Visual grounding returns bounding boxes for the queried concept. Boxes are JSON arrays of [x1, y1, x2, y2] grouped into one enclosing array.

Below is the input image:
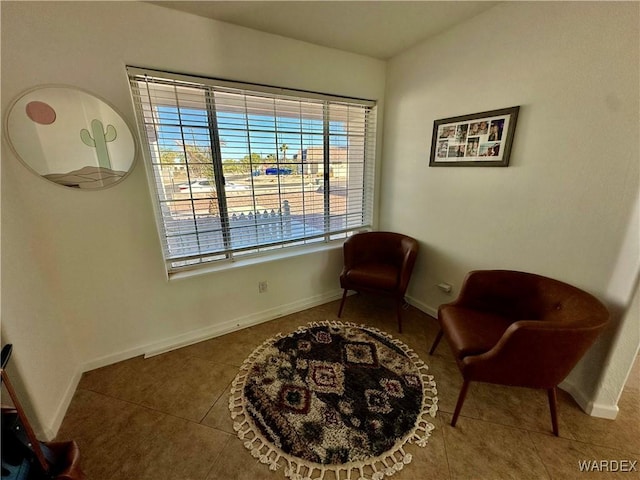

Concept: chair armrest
[[397, 238, 418, 294], [460, 319, 607, 388], [342, 236, 359, 270]]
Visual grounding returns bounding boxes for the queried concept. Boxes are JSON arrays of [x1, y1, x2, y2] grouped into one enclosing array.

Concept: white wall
[[382, 2, 639, 415], [0, 1, 386, 438]]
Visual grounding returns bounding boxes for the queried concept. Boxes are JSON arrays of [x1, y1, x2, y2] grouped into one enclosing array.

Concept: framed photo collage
[[429, 106, 520, 167]]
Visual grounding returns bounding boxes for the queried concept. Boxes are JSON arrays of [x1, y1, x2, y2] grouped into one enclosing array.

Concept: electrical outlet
[[258, 281, 268, 293], [437, 282, 452, 294]]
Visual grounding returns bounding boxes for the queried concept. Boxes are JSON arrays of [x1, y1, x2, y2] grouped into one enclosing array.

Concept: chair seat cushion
[[440, 306, 514, 359], [342, 263, 399, 291]]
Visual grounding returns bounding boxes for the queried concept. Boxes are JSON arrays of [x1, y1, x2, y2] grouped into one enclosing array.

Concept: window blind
[[127, 67, 376, 273]]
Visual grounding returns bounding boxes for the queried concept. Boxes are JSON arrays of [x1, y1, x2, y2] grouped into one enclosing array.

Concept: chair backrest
[[344, 231, 418, 267], [457, 270, 609, 328], [457, 270, 610, 387]]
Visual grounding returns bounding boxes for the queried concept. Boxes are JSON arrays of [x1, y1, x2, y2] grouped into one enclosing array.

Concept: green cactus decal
[[80, 119, 117, 169]]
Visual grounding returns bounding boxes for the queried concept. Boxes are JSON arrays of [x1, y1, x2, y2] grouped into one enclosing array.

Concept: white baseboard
[[559, 379, 619, 419], [142, 289, 344, 358], [81, 343, 156, 373], [587, 402, 620, 420], [41, 368, 83, 441], [81, 289, 344, 371], [405, 294, 438, 318]]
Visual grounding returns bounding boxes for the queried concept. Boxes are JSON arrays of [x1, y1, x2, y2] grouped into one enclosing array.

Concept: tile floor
[[56, 295, 640, 479]]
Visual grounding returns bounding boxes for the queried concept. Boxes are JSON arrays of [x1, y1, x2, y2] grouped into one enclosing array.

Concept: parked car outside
[[178, 179, 250, 193], [225, 182, 250, 191], [265, 167, 292, 175], [178, 179, 214, 193]]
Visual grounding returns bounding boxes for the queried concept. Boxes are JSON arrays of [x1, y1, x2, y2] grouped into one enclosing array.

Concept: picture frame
[[429, 106, 520, 167]]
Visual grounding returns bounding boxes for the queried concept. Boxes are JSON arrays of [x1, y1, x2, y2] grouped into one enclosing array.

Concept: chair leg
[[337, 289, 348, 317], [548, 387, 559, 436], [396, 298, 403, 333], [429, 330, 443, 355], [451, 379, 470, 427]]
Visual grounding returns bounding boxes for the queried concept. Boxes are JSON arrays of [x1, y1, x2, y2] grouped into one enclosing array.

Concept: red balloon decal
[[26, 101, 56, 125]]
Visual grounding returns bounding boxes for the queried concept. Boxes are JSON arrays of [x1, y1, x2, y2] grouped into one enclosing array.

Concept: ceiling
[[149, 1, 498, 60]]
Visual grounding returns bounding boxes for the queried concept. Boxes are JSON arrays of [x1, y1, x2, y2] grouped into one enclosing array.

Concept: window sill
[[167, 240, 345, 281]]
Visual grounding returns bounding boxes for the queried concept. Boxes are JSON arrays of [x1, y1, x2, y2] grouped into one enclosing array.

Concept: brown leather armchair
[[337, 231, 419, 333], [429, 270, 609, 436]]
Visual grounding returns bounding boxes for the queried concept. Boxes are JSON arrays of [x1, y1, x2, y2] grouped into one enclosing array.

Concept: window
[[128, 68, 376, 274]]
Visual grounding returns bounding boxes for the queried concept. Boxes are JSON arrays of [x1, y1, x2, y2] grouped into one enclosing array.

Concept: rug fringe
[[228, 320, 438, 480]]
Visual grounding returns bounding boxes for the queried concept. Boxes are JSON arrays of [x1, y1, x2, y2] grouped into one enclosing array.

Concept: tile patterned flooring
[[56, 296, 640, 479]]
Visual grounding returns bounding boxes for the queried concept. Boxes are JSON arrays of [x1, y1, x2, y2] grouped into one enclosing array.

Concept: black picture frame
[[429, 106, 520, 167]]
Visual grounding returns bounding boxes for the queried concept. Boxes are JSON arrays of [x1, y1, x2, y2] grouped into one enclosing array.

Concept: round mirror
[[5, 86, 136, 189]]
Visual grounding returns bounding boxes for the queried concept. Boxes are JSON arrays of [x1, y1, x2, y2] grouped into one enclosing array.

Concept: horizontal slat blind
[[128, 68, 376, 273]]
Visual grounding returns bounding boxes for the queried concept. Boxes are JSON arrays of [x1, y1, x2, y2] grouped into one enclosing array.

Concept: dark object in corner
[[1, 344, 86, 480]]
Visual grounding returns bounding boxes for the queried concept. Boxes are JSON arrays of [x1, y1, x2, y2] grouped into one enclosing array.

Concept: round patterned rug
[[229, 321, 438, 480]]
